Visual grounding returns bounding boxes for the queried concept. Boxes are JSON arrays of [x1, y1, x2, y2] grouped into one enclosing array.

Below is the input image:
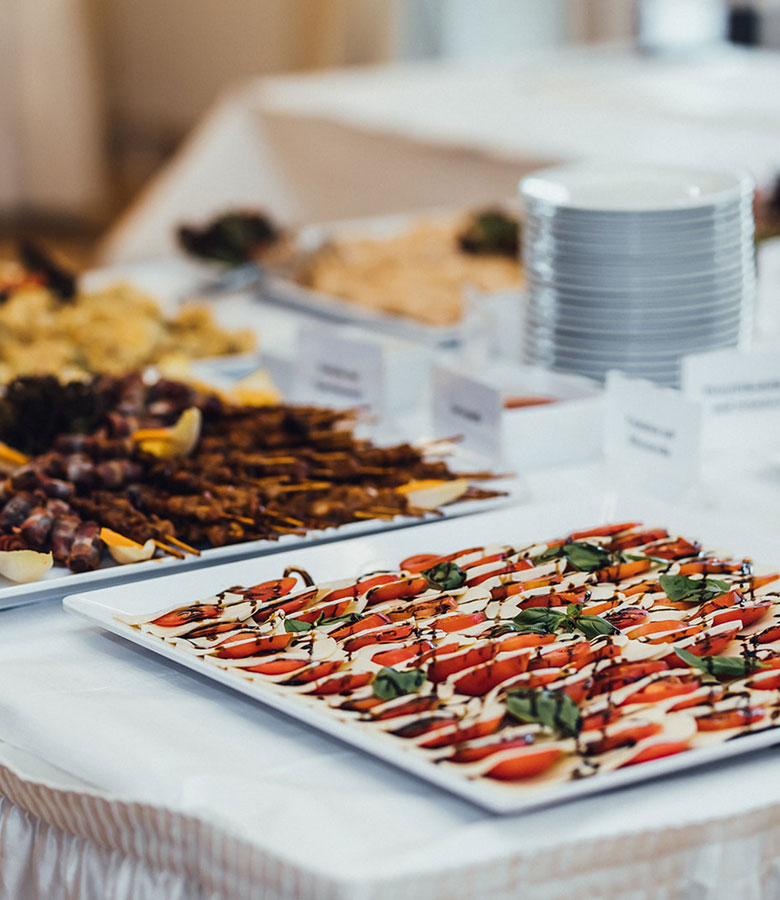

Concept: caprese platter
[[64, 501, 780, 813]]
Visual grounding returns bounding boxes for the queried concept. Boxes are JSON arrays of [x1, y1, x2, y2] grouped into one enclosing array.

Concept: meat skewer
[[67, 522, 105, 572]]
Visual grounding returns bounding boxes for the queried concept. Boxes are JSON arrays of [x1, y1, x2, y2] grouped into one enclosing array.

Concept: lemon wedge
[[0, 549, 53, 583], [396, 478, 469, 510], [100, 527, 156, 564], [0, 441, 29, 472], [231, 369, 281, 406], [132, 407, 202, 458]]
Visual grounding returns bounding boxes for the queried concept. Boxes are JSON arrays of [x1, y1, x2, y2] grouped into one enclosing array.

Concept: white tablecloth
[[3, 464, 780, 899], [100, 45, 780, 264]]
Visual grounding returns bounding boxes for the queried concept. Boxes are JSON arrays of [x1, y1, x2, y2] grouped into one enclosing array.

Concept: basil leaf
[[574, 614, 620, 639], [285, 611, 362, 633], [619, 551, 669, 566], [421, 561, 466, 591], [532, 545, 563, 565], [512, 607, 566, 634], [372, 666, 427, 700], [675, 647, 768, 678], [659, 575, 731, 603], [284, 617, 314, 633], [506, 687, 581, 737], [562, 542, 611, 572]]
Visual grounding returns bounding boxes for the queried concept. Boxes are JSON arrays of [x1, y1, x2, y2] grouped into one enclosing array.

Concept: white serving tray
[[260, 210, 522, 349], [0, 487, 516, 613], [64, 494, 780, 815]]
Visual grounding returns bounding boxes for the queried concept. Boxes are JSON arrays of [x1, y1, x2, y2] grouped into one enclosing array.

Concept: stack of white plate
[[520, 163, 755, 386]]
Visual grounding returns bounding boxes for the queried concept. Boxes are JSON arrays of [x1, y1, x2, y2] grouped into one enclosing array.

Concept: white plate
[[63, 496, 780, 815], [0, 489, 516, 612], [520, 163, 752, 212]]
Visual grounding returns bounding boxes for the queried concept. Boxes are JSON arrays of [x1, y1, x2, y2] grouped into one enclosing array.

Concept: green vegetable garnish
[[421, 561, 467, 591], [506, 687, 582, 737], [659, 575, 731, 604], [372, 667, 427, 700]]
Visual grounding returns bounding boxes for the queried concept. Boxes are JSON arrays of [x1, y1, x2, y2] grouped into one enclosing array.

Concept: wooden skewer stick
[[220, 514, 256, 526], [273, 482, 332, 493], [153, 539, 186, 559], [264, 511, 305, 527], [353, 510, 396, 521], [163, 534, 201, 557]]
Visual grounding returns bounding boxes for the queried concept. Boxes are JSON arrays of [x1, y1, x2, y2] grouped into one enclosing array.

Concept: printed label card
[[297, 325, 385, 416], [432, 366, 503, 463], [606, 371, 703, 497], [682, 349, 780, 452]]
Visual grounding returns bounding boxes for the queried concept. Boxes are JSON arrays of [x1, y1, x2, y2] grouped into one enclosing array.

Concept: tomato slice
[[385, 596, 457, 622], [282, 660, 342, 684], [516, 590, 580, 610], [589, 660, 669, 696], [328, 612, 390, 641], [371, 641, 434, 668], [484, 747, 563, 780], [319, 574, 399, 605], [606, 528, 668, 552], [343, 623, 415, 652], [643, 538, 701, 560], [212, 632, 294, 659], [419, 716, 503, 749], [399, 553, 443, 573], [253, 588, 318, 623], [695, 707, 765, 731], [307, 673, 374, 696], [152, 604, 222, 627], [621, 741, 689, 766], [365, 577, 430, 605], [678, 560, 744, 575], [371, 696, 440, 721], [568, 522, 642, 541], [293, 599, 353, 624], [243, 577, 299, 604], [436, 611, 487, 633], [428, 644, 497, 682], [672, 624, 740, 659], [244, 657, 309, 676], [605, 608, 650, 630], [531, 640, 618, 672], [586, 721, 662, 755], [621, 675, 699, 705], [453, 655, 531, 696], [465, 559, 534, 587], [627, 620, 701, 643], [591, 559, 651, 584]]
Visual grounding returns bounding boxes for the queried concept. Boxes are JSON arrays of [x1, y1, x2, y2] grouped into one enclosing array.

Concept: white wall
[[439, 0, 569, 58]]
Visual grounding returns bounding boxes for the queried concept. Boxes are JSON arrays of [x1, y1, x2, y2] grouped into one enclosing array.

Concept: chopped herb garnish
[[372, 667, 427, 700], [509, 603, 618, 639], [675, 647, 768, 678], [421, 561, 466, 591], [506, 687, 582, 737], [284, 611, 362, 633], [659, 574, 731, 604], [562, 542, 612, 572]]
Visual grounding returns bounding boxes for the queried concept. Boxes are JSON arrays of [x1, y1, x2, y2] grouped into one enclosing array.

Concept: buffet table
[[101, 45, 780, 264], [3, 461, 780, 900]]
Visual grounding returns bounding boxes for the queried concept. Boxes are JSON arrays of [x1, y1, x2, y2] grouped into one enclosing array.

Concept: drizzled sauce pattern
[[120, 522, 780, 790]]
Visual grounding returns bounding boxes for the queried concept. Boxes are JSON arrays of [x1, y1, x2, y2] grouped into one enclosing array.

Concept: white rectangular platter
[[64, 493, 780, 814], [0, 489, 515, 612], [259, 210, 521, 348]]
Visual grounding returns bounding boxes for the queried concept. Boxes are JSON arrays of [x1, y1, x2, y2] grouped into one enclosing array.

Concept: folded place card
[[606, 371, 702, 497]]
